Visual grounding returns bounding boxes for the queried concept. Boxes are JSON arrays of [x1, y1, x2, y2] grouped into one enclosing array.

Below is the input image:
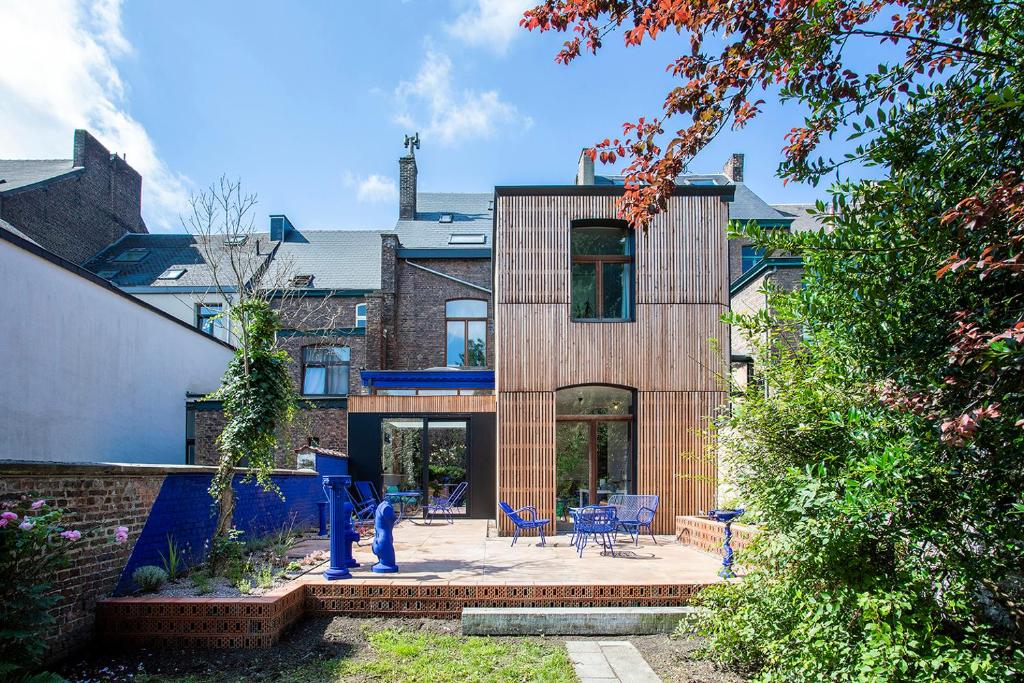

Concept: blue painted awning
[[360, 369, 495, 389]]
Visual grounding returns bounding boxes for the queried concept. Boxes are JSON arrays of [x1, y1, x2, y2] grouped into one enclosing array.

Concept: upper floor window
[[302, 346, 350, 396], [196, 303, 223, 336], [571, 224, 633, 321], [741, 245, 765, 274], [446, 299, 487, 367], [355, 303, 367, 328]]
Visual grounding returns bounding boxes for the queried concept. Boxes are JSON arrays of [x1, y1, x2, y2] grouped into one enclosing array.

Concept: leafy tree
[[525, 0, 1024, 678]]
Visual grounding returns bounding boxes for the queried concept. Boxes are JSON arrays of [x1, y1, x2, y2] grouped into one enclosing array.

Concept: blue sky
[[0, 1, 862, 232]]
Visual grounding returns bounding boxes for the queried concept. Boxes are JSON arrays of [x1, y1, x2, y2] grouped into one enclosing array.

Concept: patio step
[[461, 606, 699, 636]]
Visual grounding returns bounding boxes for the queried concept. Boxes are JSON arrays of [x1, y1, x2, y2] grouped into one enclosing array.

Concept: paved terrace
[[297, 519, 724, 585]]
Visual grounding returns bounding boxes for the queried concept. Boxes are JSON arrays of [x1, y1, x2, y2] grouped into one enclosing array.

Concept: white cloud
[[344, 172, 398, 203], [0, 0, 189, 231], [394, 50, 531, 146], [446, 0, 533, 54]]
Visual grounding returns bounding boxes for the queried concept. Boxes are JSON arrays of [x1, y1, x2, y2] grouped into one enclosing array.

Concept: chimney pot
[[723, 153, 744, 182]]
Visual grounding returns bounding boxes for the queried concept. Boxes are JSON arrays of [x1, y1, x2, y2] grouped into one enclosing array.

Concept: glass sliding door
[[380, 417, 470, 517]]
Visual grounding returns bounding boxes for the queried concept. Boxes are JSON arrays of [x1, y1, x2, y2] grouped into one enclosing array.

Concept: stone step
[[461, 606, 699, 636]]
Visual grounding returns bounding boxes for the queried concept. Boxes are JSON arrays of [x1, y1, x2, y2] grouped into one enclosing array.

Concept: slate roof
[[594, 172, 790, 223], [263, 229, 385, 290], [771, 204, 826, 232], [85, 233, 274, 288], [0, 159, 80, 193], [393, 192, 493, 249], [0, 217, 41, 246]]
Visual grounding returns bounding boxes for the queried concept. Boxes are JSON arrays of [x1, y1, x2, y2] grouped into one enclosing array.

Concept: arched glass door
[[555, 386, 634, 517]]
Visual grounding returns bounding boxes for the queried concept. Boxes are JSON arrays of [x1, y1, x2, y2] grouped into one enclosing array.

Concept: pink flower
[[0, 518, 7, 528], [114, 526, 129, 544], [1, 511, 18, 522], [30, 500, 45, 510], [60, 530, 81, 541], [19, 521, 34, 531]]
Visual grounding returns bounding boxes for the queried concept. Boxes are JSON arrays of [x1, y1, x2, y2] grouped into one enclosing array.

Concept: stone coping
[[0, 460, 318, 477]]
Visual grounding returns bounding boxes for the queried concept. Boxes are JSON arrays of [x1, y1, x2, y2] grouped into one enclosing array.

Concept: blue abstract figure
[[371, 500, 398, 573]]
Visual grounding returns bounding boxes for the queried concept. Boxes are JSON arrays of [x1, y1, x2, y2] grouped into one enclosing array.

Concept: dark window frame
[[445, 298, 488, 368], [301, 344, 351, 396], [195, 302, 222, 336], [570, 221, 634, 322]]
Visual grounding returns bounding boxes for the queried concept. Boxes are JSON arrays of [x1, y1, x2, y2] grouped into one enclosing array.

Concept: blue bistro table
[[383, 490, 422, 524]]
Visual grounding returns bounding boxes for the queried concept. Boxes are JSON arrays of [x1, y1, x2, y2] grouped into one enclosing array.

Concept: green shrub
[[255, 563, 275, 590], [132, 565, 168, 593], [236, 578, 252, 595], [191, 572, 212, 595], [157, 534, 184, 581]]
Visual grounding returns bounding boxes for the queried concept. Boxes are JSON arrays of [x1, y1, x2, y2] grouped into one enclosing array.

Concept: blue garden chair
[[574, 505, 618, 557], [425, 481, 468, 525], [498, 501, 550, 547], [607, 494, 660, 546]]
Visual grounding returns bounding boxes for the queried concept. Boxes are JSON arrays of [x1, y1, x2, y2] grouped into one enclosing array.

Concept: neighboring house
[[0, 130, 147, 265], [0, 225, 232, 464], [84, 232, 277, 344]]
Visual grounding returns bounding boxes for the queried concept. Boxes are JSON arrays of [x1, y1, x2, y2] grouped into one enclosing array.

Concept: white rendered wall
[[132, 291, 236, 344], [0, 239, 233, 464]]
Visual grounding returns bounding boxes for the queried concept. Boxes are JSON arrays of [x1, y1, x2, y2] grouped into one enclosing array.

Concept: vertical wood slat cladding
[[495, 194, 729, 305], [496, 392, 555, 535], [348, 395, 496, 414], [496, 303, 728, 392], [636, 392, 723, 532], [495, 191, 730, 535]]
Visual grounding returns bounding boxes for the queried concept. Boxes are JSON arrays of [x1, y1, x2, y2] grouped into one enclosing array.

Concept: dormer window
[[112, 248, 149, 263], [448, 233, 486, 245], [439, 213, 454, 223], [157, 268, 187, 280], [224, 235, 248, 246], [291, 274, 314, 287]]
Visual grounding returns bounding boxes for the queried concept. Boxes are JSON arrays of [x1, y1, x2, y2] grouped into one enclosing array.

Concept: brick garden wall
[[675, 515, 759, 556], [0, 461, 319, 662]]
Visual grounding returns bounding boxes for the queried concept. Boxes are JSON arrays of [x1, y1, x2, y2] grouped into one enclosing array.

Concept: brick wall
[[675, 515, 758, 556], [393, 257, 493, 370], [0, 461, 319, 661], [0, 130, 146, 265]]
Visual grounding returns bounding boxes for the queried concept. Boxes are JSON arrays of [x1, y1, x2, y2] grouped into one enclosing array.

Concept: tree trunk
[[208, 461, 237, 573]]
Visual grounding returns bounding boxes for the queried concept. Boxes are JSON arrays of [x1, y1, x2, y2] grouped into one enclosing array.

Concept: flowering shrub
[[0, 496, 128, 674]]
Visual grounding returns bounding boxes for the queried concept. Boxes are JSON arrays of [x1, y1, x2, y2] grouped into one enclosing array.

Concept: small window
[[196, 303, 223, 336], [683, 177, 719, 186], [112, 248, 149, 263], [157, 268, 187, 280], [446, 299, 487, 367], [439, 214, 454, 224], [571, 224, 633, 321], [449, 233, 487, 245], [96, 270, 119, 279], [355, 303, 367, 328], [741, 245, 765, 273], [302, 346, 350, 396], [291, 274, 314, 287], [224, 235, 248, 246]]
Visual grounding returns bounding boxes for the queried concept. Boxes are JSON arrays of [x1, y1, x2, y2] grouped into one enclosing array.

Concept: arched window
[[571, 223, 633, 321], [446, 299, 487, 367], [302, 345, 350, 396], [555, 385, 634, 508], [355, 302, 367, 328]]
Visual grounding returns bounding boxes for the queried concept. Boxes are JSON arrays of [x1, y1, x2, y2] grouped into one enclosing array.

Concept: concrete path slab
[[566, 640, 661, 682]]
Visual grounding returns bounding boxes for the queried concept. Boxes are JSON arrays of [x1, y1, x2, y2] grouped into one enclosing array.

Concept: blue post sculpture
[[708, 508, 744, 579], [322, 474, 359, 580], [371, 500, 398, 573]]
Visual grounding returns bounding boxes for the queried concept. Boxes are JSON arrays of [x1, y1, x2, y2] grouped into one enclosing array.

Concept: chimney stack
[[576, 148, 595, 185], [399, 133, 420, 220], [723, 153, 744, 182]]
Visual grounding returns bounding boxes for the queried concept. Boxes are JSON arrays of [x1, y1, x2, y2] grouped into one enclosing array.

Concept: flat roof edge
[[494, 184, 735, 200]]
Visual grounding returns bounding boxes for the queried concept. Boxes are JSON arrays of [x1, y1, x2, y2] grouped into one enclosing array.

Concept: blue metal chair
[[346, 484, 377, 544], [607, 494, 660, 546], [498, 501, 550, 547], [574, 505, 618, 557], [425, 481, 468, 525]]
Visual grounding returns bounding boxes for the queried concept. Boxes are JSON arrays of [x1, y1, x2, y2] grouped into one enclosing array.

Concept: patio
[[298, 519, 724, 585]]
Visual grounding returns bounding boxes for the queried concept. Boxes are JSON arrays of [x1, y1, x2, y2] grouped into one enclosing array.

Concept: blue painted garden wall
[[115, 471, 319, 594]]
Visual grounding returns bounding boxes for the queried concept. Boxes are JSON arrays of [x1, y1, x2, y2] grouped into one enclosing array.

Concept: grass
[[135, 628, 575, 683]]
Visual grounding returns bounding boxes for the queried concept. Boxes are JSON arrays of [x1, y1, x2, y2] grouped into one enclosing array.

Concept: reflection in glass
[[381, 419, 423, 491], [571, 262, 598, 319]]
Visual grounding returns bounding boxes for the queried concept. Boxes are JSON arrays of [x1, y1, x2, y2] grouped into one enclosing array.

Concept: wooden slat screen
[[496, 391, 555, 535], [348, 394, 496, 414]]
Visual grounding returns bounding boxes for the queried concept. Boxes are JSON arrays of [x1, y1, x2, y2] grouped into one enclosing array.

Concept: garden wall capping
[[0, 459, 318, 477]]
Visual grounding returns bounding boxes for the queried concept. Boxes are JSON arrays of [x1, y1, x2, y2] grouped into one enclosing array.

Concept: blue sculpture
[[371, 500, 398, 573], [323, 475, 360, 580], [708, 508, 745, 578]]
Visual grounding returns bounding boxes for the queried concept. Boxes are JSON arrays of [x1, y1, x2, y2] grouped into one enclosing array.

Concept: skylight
[[291, 274, 314, 287], [96, 270, 119, 279], [157, 268, 187, 280], [449, 233, 487, 245], [684, 178, 719, 186], [439, 214, 454, 224], [224, 235, 248, 246], [112, 248, 149, 263]]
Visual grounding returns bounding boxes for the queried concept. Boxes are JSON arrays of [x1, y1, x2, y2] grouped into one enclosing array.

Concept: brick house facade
[[0, 129, 147, 265]]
